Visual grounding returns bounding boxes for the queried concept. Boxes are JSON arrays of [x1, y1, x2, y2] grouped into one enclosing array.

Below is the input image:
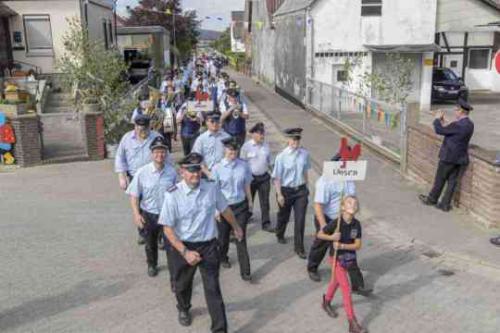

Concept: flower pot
[[106, 143, 118, 159], [83, 102, 100, 113], [0, 103, 27, 118]]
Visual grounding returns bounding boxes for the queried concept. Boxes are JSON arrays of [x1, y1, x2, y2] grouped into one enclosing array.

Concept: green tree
[[57, 17, 131, 143], [211, 28, 231, 54]]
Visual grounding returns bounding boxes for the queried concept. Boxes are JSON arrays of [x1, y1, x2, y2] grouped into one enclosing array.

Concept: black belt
[[252, 172, 270, 180], [229, 200, 249, 216], [183, 238, 217, 247], [282, 184, 307, 192]]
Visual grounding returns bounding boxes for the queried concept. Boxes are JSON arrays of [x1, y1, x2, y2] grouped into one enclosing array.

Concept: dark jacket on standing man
[[433, 117, 474, 165]]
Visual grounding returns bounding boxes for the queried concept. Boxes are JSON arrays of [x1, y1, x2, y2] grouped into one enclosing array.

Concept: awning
[[363, 44, 441, 53], [0, 3, 17, 17]]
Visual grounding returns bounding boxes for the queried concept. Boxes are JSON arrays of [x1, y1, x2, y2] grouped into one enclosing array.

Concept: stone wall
[[10, 114, 43, 167], [407, 123, 500, 228]]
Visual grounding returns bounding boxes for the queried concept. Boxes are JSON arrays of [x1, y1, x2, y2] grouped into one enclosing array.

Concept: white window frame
[[468, 48, 491, 70], [23, 14, 54, 56]]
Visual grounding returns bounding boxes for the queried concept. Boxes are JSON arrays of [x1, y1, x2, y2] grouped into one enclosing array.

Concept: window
[[361, 0, 382, 16], [433, 69, 458, 82], [468, 49, 491, 69], [337, 70, 348, 82], [23, 15, 53, 53], [103, 21, 108, 49], [108, 22, 113, 46]]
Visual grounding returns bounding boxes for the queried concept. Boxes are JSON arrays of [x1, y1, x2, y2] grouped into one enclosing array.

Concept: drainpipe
[[305, 6, 314, 107]]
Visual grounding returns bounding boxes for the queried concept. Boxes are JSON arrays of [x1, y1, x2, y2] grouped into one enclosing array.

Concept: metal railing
[[307, 79, 406, 161]]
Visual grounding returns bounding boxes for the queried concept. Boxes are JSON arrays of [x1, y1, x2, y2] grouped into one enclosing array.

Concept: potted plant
[[82, 95, 100, 113]]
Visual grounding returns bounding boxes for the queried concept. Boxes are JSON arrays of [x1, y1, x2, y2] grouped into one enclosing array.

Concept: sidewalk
[[229, 69, 500, 272]]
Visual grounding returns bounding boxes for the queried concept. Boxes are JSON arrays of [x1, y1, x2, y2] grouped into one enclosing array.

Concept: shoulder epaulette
[[167, 185, 178, 192]]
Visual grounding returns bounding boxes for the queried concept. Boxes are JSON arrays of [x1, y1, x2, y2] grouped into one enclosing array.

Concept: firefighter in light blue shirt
[[115, 115, 161, 245], [114, 115, 161, 188], [240, 122, 274, 232], [272, 128, 311, 259], [126, 136, 178, 278], [191, 111, 231, 174], [211, 137, 253, 281], [159, 152, 243, 331]]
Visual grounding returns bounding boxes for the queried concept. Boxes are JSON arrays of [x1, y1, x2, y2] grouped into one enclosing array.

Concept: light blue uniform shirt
[[191, 129, 231, 170], [211, 158, 253, 205], [272, 147, 311, 187], [114, 130, 161, 176], [159, 180, 229, 242], [240, 140, 272, 176], [126, 162, 178, 214], [314, 178, 356, 220]]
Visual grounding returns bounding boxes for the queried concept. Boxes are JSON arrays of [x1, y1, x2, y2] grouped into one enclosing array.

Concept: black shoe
[[147, 266, 158, 277], [277, 237, 287, 244], [241, 273, 252, 282], [352, 287, 373, 297], [221, 260, 232, 269], [262, 224, 275, 233], [308, 270, 321, 282], [178, 310, 192, 327], [436, 203, 451, 212], [321, 294, 338, 318], [418, 194, 436, 206], [296, 250, 307, 259], [137, 234, 146, 245]]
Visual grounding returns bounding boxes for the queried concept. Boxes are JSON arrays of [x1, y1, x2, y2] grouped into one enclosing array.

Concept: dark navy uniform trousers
[[171, 239, 227, 333], [219, 200, 251, 277], [142, 211, 175, 286], [276, 185, 309, 252], [250, 173, 271, 227]]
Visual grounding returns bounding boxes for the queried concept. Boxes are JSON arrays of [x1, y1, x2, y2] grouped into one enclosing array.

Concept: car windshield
[[434, 69, 458, 81]]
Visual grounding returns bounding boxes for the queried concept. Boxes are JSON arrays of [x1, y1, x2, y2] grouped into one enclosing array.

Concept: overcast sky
[[117, 0, 245, 31]]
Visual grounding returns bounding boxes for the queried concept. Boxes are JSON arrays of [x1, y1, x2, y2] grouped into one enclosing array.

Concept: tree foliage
[[343, 53, 414, 106], [126, 0, 200, 61], [210, 28, 231, 54], [56, 17, 131, 143]]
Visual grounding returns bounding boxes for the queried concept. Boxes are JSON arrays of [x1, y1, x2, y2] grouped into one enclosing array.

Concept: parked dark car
[[128, 60, 151, 85], [432, 67, 468, 102]]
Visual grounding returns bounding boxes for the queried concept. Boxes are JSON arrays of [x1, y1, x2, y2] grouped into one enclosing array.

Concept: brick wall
[[10, 114, 43, 167], [81, 112, 105, 160], [407, 123, 500, 228]]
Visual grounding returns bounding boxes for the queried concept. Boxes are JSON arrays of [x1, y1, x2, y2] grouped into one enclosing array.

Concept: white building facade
[[435, 0, 500, 92], [1, 0, 115, 74], [307, 0, 437, 111]]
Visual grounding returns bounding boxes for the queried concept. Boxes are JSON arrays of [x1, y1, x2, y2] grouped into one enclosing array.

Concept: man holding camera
[[419, 98, 474, 212], [220, 88, 249, 147]]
